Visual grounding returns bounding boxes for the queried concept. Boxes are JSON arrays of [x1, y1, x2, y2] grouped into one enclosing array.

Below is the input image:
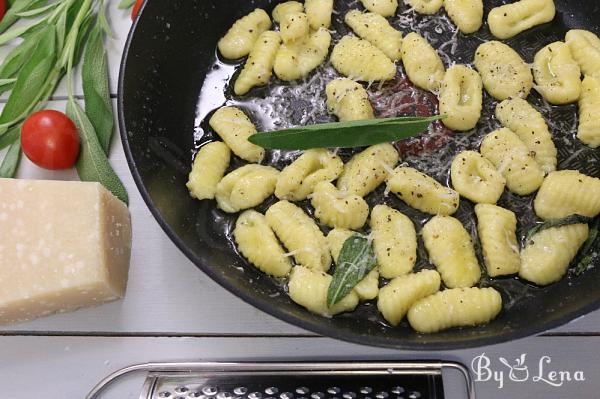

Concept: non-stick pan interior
[[118, 0, 600, 349]]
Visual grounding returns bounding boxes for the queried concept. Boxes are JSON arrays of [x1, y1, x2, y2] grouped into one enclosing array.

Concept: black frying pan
[[118, 0, 600, 349]]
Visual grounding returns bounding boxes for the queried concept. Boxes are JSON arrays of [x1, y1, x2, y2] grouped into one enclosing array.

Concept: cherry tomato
[[0, 0, 6, 22], [131, 0, 143, 20], [21, 110, 80, 170]]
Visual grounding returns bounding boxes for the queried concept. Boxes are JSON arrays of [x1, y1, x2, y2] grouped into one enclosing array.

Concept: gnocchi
[[577, 75, 600, 148], [480, 128, 544, 196], [520, 224, 589, 285], [475, 204, 520, 277], [401, 32, 445, 92], [274, 27, 332, 81], [407, 287, 502, 333], [305, 0, 334, 29], [565, 29, 600, 78], [234, 31, 282, 95], [406, 0, 443, 15], [215, 165, 279, 213], [288, 265, 359, 316], [186, 141, 231, 200], [345, 10, 403, 61], [218, 8, 272, 60], [422, 216, 481, 288], [311, 181, 370, 230], [234, 210, 292, 277], [266, 200, 331, 271], [337, 143, 400, 197], [326, 228, 380, 301], [331, 35, 397, 82], [534, 170, 600, 220], [488, 0, 555, 40], [209, 106, 264, 163], [474, 41, 533, 100], [533, 41, 581, 105], [443, 0, 483, 34], [275, 149, 344, 201], [326, 78, 374, 122], [272, 1, 303, 23], [438, 65, 483, 131], [377, 269, 441, 326], [280, 12, 309, 43], [495, 98, 557, 173], [360, 0, 399, 17], [387, 167, 460, 216], [370, 205, 418, 279], [450, 151, 506, 204]]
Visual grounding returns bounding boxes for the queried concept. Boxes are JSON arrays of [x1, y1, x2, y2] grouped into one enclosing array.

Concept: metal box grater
[[86, 361, 474, 399]]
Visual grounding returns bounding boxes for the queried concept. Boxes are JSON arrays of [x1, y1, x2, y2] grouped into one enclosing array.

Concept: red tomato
[[0, 0, 5, 22], [21, 110, 80, 170], [131, 0, 143, 20]]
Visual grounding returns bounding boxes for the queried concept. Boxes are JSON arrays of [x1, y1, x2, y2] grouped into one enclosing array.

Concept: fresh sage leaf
[[82, 25, 113, 154], [16, 2, 58, 18], [0, 27, 44, 81], [574, 218, 599, 276], [525, 214, 593, 243], [0, 124, 21, 151], [118, 0, 136, 9], [248, 115, 444, 150], [327, 234, 377, 306], [67, 98, 128, 204], [0, 18, 46, 46], [0, 0, 44, 34], [0, 24, 55, 125], [0, 78, 16, 93], [0, 140, 21, 178], [97, 0, 112, 37]]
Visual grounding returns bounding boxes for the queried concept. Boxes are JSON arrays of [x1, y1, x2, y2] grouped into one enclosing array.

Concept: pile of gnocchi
[[186, 0, 600, 334]]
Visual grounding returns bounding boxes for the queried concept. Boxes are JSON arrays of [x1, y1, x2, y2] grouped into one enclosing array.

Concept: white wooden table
[[1, 2, 600, 398]]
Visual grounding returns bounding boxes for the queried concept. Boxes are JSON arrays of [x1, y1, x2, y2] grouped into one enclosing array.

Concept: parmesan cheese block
[[0, 178, 132, 325]]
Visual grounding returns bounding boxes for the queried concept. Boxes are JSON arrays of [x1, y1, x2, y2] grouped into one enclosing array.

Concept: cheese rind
[[0, 178, 132, 325]]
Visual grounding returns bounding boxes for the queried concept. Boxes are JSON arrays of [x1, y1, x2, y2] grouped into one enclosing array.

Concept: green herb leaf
[[248, 115, 444, 150], [0, 140, 21, 178], [82, 25, 113, 154], [66, 98, 128, 204], [0, 27, 44, 81], [525, 214, 594, 243], [0, 78, 16, 93], [0, 19, 45, 45], [0, 124, 21, 151], [0, 0, 45, 34], [327, 234, 377, 306], [118, 0, 136, 9], [0, 24, 55, 126], [574, 218, 599, 276], [15, 2, 58, 18]]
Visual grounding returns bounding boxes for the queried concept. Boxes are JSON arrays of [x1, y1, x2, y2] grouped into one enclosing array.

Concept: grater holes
[[359, 388, 372, 395], [217, 392, 232, 399], [202, 387, 218, 396], [311, 392, 325, 399], [280, 392, 294, 399], [176, 387, 189, 394], [265, 387, 279, 395], [159, 393, 171, 398], [188, 393, 201, 398], [407, 393, 421, 399], [234, 387, 248, 395], [248, 392, 262, 399], [327, 388, 340, 395], [390, 388, 404, 395], [342, 392, 356, 399], [296, 387, 310, 395], [375, 392, 389, 399]]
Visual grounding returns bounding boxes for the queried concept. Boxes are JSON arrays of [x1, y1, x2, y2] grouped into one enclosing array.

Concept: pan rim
[[116, 0, 600, 350]]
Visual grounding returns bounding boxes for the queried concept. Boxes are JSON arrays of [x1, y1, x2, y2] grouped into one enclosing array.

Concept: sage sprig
[[574, 218, 599, 276], [525, 214, 593, 243], [0, 0, 128, 204], [327, 234, 377, 306], [248, 115, 444, 150]]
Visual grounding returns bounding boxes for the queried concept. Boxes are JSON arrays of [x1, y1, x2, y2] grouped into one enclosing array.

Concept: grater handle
[[86, 361, 475, 399]]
